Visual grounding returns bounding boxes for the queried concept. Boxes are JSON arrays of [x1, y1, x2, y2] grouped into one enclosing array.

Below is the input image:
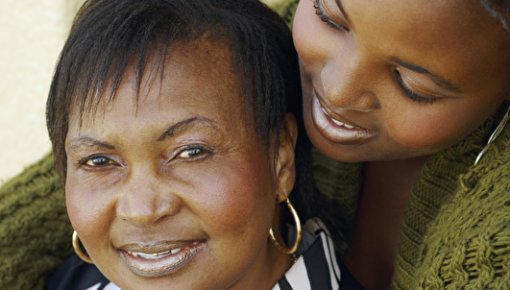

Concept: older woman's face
[[294, 0, 510, 162], [64, 42, 293, 290]]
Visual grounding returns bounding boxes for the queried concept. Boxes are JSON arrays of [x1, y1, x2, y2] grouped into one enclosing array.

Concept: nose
[[320, 47, 380, 112], [116, 169, 182, 225]]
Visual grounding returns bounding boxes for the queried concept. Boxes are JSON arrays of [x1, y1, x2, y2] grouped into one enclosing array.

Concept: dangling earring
[[72, 231, 93, 264], [269, 195, 302, 255], [474, 105, 510, 166]]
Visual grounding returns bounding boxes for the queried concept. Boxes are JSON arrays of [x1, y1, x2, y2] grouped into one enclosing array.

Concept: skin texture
[[64, 41, 297, 290], [294, 0, 510, 162], [293, 0, 510, 288]]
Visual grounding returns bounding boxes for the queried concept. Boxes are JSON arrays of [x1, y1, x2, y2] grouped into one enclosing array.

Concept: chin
[[309, 134, 437, 163]]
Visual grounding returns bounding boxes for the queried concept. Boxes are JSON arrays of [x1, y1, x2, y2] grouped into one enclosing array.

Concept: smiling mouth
[[119, 241, 205, 278], [311, 90, 375, 145]]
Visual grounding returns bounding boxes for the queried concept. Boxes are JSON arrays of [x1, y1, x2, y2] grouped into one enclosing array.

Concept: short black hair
[[46, 0, 303, 180], [45, 0, 326, 225], [48, 0, 510, 250]]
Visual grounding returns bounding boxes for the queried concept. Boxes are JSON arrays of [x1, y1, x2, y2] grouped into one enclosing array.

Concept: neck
[[345, 156, 428, 290], [229, 239, 292, 290], [364, 156, 428, 197]]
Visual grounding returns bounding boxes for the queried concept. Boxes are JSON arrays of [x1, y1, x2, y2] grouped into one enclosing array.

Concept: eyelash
[[312, 0, 436, 104], [175, 145, 211, 161], [394, 70, 437, 104], [76, 145, 210, 169], [313, 0, 349, 31], [79, 155, 116, 169]]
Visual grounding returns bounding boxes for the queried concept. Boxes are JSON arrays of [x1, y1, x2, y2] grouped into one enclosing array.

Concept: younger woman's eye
[[394, 70, 438, 104], [313, 0, 349, 31]]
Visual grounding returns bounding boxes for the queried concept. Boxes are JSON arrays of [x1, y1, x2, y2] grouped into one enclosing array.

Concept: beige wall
[[0, 0, 85, 183]]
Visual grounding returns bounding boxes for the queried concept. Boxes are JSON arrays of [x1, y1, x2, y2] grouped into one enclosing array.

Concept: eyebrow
[[157, 116, 219, 141], [392, 57, 461, 93], [67, 137, 116, 151], [68, 116, 218, 150], [335, 0, 351, 24]]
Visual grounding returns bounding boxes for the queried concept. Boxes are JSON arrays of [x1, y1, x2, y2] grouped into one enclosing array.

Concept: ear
[[274, 113, 298, 202]]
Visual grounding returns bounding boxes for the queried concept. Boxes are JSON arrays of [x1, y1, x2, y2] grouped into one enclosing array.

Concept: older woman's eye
[[176, 146, 211, 160], [81, 155, 114, 167]]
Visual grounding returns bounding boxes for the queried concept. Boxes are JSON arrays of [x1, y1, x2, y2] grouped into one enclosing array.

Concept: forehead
[[71, 38, 243, 124], [345, 0, 510, 94]]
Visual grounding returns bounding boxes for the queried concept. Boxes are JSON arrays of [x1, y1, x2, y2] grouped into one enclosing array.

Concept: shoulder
[[263, 0, 299, 23], [414, 113, 510, 288], [45, 254, 116, 290], [0, 154, 72, 290]]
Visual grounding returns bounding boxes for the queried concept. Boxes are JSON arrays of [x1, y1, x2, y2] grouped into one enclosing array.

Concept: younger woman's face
[[293, 0, 510, 162], [64, 41, 294, 290]]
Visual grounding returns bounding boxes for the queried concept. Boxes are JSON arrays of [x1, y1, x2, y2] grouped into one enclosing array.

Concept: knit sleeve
[[0, 154, 72, 290], [413, 131, 510, 289], [263, 0, 298, 25]]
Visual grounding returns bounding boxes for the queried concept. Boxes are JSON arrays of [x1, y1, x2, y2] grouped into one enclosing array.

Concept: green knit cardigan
[[1, 1, 510, 289], [314, 104, 510, 290]]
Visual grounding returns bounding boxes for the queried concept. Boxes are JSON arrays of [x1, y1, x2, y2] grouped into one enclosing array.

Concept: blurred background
[[0, 0, 86, 183], [0, 0, 280, 184]]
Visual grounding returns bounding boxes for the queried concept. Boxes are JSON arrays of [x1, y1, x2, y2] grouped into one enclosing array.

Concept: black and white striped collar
[[273, 218, 341, 290]]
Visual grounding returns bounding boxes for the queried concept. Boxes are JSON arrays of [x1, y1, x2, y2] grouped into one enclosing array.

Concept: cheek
[[187, 161, 275, 241], [65, 173, 114, 250], [293, 1, 322, 67], [383, 105, 477, 149]]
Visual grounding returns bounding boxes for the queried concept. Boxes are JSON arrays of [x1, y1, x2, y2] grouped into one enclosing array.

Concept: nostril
[[321, 58, 380, 112], [357, 91, 381, 111], [323, 89, 380, 113], [116, 190, 182, 225], [156, 193, 182, 217], [117, 200, 158, 225]]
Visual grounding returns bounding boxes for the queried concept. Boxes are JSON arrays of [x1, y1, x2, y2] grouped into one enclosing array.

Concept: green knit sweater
[[0, 155, 72, 290], [1, 1, 510, 289], [313, 106, 510, 289]]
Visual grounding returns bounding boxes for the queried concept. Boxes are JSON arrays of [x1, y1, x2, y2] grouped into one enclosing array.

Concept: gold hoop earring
[[474, 105, 510, 166], [269, 196, 302, 255], [72, 231, 93, 264]]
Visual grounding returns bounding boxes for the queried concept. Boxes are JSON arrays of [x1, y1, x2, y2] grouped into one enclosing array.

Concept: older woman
[[0, 1, 341, 289], [43, 0, 342, 289]]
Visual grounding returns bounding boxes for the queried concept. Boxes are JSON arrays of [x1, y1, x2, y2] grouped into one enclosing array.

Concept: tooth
[[131, 251, 169, 259], [344, 124, 354, 129], [135, 252, 148, 259], [332, 119, 345, 127], [141, 253, 154, 259], [171, 248, 181, 255]]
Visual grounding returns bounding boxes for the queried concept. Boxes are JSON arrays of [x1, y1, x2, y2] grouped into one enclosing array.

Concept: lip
[[118, 240, 206, 278], [311, 89, 375, 145]]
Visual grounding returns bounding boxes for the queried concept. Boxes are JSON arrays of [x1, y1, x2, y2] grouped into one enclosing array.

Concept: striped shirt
[[272, 218, 341, 290]]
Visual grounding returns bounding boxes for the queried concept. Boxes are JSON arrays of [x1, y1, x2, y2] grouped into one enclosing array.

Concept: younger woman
[[290, 0, 510, 288]]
